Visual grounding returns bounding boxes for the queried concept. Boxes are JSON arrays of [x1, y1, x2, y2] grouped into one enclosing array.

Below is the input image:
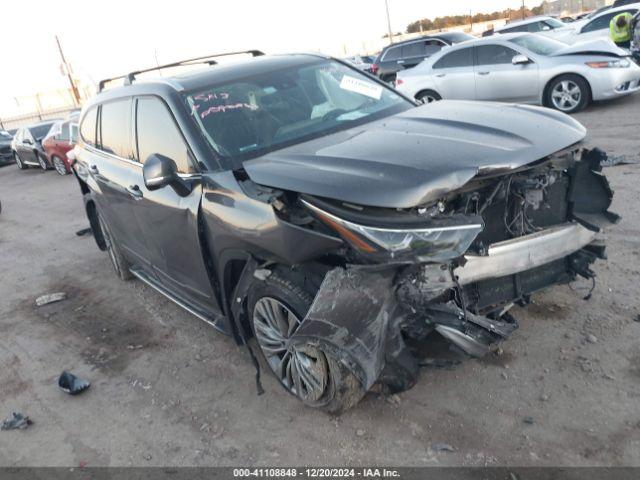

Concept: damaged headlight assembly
[[301, 199, 483, 262]]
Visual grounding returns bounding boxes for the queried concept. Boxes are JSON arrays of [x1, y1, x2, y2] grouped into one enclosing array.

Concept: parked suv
[[11, 121, 58, 170], [74, 51, 617, 413], [372, 32, 474, 82]]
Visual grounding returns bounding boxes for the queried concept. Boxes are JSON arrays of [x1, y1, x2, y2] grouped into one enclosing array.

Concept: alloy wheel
[[551, 80, 581, 112], [38, 155, 48, 170], [53, 156, 68, 175], [15, 153, 23, 169], [253, 297, 329, 402]]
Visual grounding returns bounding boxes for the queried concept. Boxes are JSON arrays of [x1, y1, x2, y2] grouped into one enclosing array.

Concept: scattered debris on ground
[[523, 416, 535, 425], [35, 292, 67, 307], [431, 443, 455, 452], [1, 412, 32, 431], [58, 371, 91, 395], [75, 227, 93, 237], [419, 358, 462, 370], [600, 154, 640, 167]]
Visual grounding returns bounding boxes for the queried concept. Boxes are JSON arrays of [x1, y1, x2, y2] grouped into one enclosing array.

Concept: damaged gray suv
[[74, 50, 618, 413]]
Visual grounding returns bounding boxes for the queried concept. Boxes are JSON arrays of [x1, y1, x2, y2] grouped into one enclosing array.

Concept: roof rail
[[97, 50, 265, 92]]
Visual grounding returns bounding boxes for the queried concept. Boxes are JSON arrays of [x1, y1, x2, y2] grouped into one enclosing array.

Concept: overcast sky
[[0, 0, 541, 116]]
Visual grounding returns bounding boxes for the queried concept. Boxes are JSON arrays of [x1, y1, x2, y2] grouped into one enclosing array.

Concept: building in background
[[543, 0, 612, 16]]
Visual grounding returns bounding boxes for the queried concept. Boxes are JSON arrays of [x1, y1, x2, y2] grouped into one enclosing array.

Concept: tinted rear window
[[433, 48, 473, 69], [99, 99, 132, 159], [382, 46, 402, 61], [30, 124, 54, 139]]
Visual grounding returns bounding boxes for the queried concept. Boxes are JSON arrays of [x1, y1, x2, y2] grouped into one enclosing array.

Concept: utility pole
[[55, 35, 81, 107], [522, 0, 526, 20], [384, 0, 394, 43]]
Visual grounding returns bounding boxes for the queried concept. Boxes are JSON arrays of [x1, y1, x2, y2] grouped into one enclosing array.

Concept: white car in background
[[395, 33, 640, 113], [553, 2, 640, 44], [344, 55, 376, 72], [494, 15, 574, 37]]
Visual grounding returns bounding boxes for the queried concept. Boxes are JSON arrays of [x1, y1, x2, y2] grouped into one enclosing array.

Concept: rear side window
[[80, 107, 97, 147], [476, 45, 519, 65], [59, 122, 71, 141], [99, 99, 133, 159], [382, 46, 401, 61], [433, 47, 473, 69], [402, 42, 426, 58], [135, 97, 194, 173]]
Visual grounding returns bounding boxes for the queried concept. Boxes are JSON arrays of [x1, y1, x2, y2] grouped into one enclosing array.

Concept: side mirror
[[542, 25, 551, 31], [512, 54, 530, 65], [143, 153, 191, 195]]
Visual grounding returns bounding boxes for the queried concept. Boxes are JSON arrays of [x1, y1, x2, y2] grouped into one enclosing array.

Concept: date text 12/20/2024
[[233, 468, 401, 478]]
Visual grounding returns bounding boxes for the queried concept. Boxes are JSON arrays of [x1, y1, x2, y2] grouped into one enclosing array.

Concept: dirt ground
[[1, 95, 639, 467]]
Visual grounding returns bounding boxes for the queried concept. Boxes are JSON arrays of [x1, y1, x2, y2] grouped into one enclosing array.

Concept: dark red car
[[42, 120, 78, 175]]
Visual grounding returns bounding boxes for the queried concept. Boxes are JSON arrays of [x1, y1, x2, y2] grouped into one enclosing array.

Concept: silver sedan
[[395, 33, 640, 113]]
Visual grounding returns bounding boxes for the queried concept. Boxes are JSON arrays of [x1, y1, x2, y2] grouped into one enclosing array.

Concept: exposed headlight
[[586, 59, 630, 68], [302, 200, 483, 262]]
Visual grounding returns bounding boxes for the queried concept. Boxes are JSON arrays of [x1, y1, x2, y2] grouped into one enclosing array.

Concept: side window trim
[[90, 99, 138, 164], [134, 95, 199, 173]]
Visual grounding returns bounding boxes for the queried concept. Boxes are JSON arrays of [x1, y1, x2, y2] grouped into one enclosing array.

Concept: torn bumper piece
[[289, 267, 399, 391]]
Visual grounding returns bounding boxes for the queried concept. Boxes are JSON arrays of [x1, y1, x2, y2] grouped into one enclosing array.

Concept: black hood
[[244, 101, 586, 208]]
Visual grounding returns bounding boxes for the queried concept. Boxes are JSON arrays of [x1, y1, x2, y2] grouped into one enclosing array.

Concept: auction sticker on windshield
[[339, 75, 382, 100]]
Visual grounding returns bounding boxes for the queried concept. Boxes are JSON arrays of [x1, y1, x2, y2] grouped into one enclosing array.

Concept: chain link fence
[[0, 106, 80, 131]]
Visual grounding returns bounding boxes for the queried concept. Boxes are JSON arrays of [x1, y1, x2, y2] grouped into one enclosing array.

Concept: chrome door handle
[[397, 59, 406, 64], [89, 164, 99, 174], [126, 185, 144, 200], [435, 73, 446, 78], [478, 71, 490, 75]]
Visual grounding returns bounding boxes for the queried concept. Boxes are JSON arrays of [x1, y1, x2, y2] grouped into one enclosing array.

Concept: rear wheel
[[97, 211, 133, 281], [546, 74, 590, 114], [52, 155, 68, 175], [37, 153, 48, 171], [248, 270, 365, 414], [14, 152, 26, 170], [416, 89, 442, 104]]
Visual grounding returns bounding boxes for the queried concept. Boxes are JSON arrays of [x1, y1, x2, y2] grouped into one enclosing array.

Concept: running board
[[129, 267, 227, 334]]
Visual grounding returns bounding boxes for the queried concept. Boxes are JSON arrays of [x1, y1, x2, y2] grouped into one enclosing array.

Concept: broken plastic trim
[[58, 371, 91, 395]]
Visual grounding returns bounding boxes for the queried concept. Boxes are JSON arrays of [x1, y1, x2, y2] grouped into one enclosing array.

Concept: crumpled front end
[[286, 147, 618, 392]]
